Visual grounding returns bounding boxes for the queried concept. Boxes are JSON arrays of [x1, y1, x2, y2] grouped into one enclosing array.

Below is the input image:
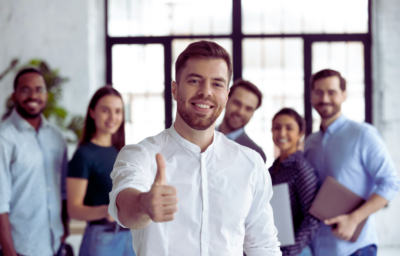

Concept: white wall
[[0, 0, 105, 123], [372, 0, 400, 247]]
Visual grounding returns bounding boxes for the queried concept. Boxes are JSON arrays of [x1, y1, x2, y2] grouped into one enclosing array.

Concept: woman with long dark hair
[[67, 86, 135, 256], [269, 108, 320, 256]]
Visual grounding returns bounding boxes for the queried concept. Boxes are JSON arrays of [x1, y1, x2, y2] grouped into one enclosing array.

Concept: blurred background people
[[0, 68, 69, 256], [304, 69, 400, 256], [218, 78, 266, 162], [67, 86, 135, 256], [270, 108, 319, 256]]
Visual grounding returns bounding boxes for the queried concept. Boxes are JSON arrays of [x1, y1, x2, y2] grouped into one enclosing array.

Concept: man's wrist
[[137, 192, 149, 216], [349, 211, 364, 225]]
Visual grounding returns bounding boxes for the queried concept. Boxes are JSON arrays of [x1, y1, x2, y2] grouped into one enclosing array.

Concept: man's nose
[[238, 106, 246, 116], [321, 92, 330, 102], [198, 80, 212, 97]]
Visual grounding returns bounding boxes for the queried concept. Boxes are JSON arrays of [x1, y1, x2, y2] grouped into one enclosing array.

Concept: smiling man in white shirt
[[108, 40, 281, 256]]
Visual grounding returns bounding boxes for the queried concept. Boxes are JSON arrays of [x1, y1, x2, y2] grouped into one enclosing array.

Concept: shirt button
[[48, 205, 52, 210], [47, 187, 51, 192]]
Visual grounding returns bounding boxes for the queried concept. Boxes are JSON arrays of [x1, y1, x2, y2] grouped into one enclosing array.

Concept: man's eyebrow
[[185, 73, 204, 79], [213, 77, 227, 84]]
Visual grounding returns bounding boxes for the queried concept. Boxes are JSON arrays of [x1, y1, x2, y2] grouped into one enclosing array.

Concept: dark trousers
[[349, 244, 377, 256]]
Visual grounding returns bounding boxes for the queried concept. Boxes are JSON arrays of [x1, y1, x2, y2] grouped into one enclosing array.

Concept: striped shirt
[[269, 151, 320, 256]]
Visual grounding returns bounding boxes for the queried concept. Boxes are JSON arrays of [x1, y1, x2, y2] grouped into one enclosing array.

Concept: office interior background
[[0, 0, 399, 254]]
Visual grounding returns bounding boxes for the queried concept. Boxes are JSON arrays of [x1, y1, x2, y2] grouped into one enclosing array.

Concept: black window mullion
[[303, 36, 313, 136], [232, 0, 243, 81], [363, 38, 373, 124], [164, 39, 173, 129]]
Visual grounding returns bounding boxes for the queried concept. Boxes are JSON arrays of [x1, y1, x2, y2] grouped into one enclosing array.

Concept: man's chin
[[317, 110, 338, 119], [16, 105, 44, 119]]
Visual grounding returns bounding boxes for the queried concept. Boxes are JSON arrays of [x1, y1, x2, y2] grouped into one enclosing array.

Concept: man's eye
[[214, 83, 222, 87], [189, 79, 199, 84]]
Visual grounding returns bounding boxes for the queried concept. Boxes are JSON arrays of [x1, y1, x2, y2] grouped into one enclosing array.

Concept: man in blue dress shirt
[[304, 69, 399, 256], [0, 68, 69, 256]]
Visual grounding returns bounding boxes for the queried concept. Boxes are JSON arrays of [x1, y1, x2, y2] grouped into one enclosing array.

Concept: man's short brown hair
[[175, 40, 233, 86], [228, 79, 263, 109], [310, 69, 346, 91]]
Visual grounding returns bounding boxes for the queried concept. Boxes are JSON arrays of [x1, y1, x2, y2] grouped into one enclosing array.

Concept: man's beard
[[176, 91, 222, 131], [315, 103, 341, 119], [15, 100, 45, 119], [224, 112, 246, 132]]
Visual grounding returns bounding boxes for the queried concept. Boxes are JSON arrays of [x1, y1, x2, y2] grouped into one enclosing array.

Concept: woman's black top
[[68, 142, 118, 206], [269, 151, 320, 256]]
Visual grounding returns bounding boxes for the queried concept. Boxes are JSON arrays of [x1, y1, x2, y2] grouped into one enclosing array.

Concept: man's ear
[[11, 92, 16, 103], [172, 81, 178, 101], [342, 90, 347, 101]]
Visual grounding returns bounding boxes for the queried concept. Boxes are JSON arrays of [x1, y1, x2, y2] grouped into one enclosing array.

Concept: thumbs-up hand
[[142, 153, 178, 223]]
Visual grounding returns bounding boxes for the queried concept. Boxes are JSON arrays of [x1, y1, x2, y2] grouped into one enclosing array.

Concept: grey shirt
[[0, 109, 67, 256]]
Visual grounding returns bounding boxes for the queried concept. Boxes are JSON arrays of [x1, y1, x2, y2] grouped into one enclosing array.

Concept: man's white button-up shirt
[[109, 125, 281, 256]]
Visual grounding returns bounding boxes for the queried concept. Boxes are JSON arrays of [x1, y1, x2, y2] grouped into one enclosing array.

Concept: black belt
[[89, 218, 130, 231]]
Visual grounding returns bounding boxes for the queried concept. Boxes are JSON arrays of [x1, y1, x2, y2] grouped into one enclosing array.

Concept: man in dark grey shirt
[[219, 79, 266, 163]]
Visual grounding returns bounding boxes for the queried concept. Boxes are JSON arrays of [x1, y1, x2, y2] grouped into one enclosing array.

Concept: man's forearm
[[116, 188, 152, 229], [0, 213, 17, 256], [351, 193, 388, 224]]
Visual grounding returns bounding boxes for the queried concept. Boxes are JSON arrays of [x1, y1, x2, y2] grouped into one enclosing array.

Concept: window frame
[[105, 0, 372, 135]]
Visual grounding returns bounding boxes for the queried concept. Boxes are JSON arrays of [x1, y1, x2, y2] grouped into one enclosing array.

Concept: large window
[[106, 0, 371, 167]]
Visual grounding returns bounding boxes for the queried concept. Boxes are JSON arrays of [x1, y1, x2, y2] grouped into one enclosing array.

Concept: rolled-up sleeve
[[360, 127, 399, 201], [108, 144, 153, 227], [243, 155, 282, 256], [0, 136, 12, 214]]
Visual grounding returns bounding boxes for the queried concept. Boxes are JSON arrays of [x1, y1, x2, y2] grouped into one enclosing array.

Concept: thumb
[[153, 153, 166, 186], [324, 216, 340, 225]]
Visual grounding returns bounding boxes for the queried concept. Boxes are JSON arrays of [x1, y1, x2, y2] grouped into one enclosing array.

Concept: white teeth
[[196, 104, 210, 109], [279, 139, 288, 143], [27, 102, 39, 107]]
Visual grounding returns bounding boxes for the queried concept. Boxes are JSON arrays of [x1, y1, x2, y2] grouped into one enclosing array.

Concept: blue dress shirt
[[304, 115, 399, 256], [222, 127, 244, 141], [0, 109, 68, 256]]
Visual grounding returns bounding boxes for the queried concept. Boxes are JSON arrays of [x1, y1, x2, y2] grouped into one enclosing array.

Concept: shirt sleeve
[[243, 154, 282, 256], [0, 136, 12, 214], [281, 160, 320, 256], [360, 127, 399, 201], [68, 148, 90, 179], [108, 144, 153, 227]]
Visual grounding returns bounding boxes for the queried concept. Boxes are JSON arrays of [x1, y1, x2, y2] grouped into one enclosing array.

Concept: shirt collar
[[322, 114, 347, 134], [168, 123, 215, 154], [10, 108, 49, 132], [225, 128, 244, 141], [216, 125, 244, 141]]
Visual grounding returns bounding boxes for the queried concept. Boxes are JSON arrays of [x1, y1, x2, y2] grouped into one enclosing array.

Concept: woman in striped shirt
[[270, 108, 320, 256]]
